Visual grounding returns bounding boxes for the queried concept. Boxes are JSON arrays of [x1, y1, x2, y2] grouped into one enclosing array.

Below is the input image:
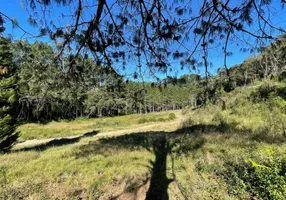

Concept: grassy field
[[1, 110, 183, 200], [17, 110, 180, 141], [1, 80, 286, 199]]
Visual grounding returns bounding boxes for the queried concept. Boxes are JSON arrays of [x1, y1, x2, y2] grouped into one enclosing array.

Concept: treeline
[[190, 41, 286, 104], [1, 39, 286, 122], [220, 41, 286, 87], [2, 40, 202, 122]]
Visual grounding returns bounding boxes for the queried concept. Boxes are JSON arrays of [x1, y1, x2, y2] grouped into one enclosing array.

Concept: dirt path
[[14, 113, 186, 150]]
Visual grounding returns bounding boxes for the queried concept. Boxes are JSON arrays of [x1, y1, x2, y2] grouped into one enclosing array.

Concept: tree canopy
[[0, 36, 18, 152], [0, 0, 284, 79]]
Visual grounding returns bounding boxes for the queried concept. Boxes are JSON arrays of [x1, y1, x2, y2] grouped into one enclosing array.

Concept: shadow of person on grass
[[14, 120, 283, 199], [75, 129, 206, 200], [73, 121, 285, 199], [145, 136, 173, 200], [14, 130, 99, 152]]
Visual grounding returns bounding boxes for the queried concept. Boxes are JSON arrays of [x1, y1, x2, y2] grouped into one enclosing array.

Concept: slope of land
[[1, 80, 286, 200]]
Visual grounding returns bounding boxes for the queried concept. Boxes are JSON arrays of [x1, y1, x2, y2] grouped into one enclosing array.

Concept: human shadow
[[14, 130, 99, 152], [74, 129, 206, 200], [72, 120, 286, 199], [145, 136, 172, 200]]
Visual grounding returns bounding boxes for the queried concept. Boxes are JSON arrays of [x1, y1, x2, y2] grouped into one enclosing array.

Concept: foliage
[[219, 147, 286, 200], [2, 37, 286, 124], [10, 0, 285, 82], [1, 1, 286, 198], [168, 113, 176, 120], [180, 79, 286, 199], [7, 40, 198, 122], [0, 37, 18, 153]]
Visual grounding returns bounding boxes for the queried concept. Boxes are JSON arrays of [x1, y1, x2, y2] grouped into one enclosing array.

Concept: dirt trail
[[14, 113, 186, 150]]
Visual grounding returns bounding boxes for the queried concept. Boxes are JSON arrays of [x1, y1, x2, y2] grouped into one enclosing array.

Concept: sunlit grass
[[17, 110, 181, 141], [0, 141, 153, 199], [1, 80, 286, 199]]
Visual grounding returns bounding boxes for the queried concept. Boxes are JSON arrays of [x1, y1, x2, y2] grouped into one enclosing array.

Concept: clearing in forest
[[1, 82, 286, 200]]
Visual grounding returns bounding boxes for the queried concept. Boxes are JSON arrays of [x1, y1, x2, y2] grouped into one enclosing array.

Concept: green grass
[[137, 112, 176, 124], [178, 79, 286, 199], [3, 120, 286, 199], [1, 80, 286, 199], [183, 79, 286, 135], [0, 143, 152, 199], [17, 110, 180, 141]]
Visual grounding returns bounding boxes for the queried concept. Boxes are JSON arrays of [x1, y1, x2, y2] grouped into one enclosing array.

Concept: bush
[[137, 115, 174, 124], [88, 182, 103, 199], [137, 118, 149, 124], [218, 148, 286, 200], [250, 81, 277, 102], [157, 117, 166, 122], [168, 113, 176, 120], [181, 117, 195, 128]]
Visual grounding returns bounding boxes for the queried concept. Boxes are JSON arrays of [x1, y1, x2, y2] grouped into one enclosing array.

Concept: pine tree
[[0, 36, 18, 153]]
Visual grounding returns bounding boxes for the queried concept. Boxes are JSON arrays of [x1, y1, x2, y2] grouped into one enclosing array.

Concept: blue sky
[[1, 0, 36, 38], [1, 0, 286, 81]]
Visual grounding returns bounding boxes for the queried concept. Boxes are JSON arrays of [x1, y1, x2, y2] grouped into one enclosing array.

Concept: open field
[[1, 81, 286, 200], [1, 110, 189, 199], [17, 110, 181, 142]]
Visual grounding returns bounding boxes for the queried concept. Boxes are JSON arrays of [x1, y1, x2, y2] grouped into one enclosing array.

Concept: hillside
[[1, 79, 286, 199]]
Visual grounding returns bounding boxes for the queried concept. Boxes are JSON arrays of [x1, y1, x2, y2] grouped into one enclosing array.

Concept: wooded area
[[0, 38, 285, 119]]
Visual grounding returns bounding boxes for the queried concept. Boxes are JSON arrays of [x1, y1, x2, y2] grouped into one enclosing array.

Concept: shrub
[[157, 117, 166, 122], [218, 148, 286, 200], [0, 37, 19, 153], [181, 117, 195, 128], [137, 118, 149, 124], [148, 117, 157, 122], [88, 184, 103, 199], [250, 81, 277, 102], [168, 113, 176, 120]]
